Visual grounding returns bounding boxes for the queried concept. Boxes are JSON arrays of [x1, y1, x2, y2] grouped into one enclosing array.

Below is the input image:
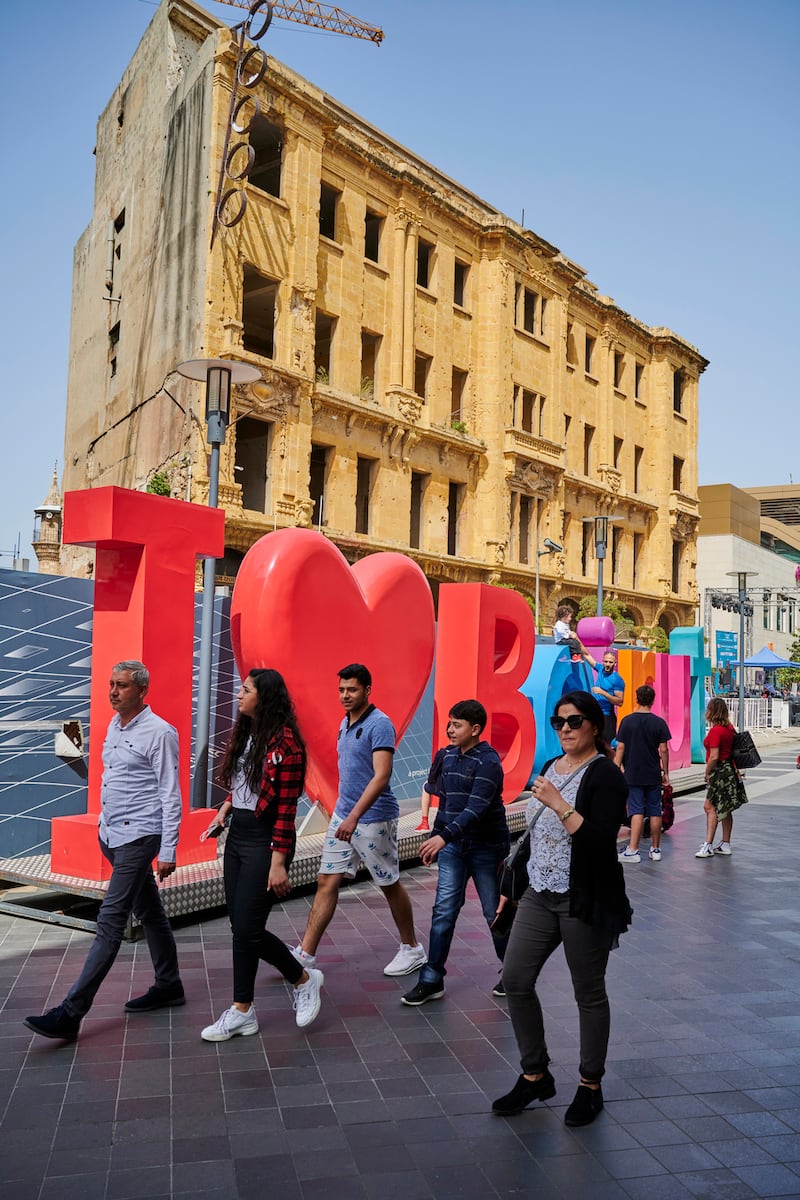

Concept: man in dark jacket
[[401, 699, 509, 1005]]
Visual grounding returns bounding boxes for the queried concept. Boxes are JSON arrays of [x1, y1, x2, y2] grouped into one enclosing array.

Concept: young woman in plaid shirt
[[200, 669, 324, 1040]]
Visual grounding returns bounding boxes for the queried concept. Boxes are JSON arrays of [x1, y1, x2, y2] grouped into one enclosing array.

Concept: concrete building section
[[60, 0, 707, 635], [697, 484, 799, 667]]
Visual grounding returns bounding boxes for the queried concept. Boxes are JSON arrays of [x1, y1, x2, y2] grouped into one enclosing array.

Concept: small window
[[454, 260, 468, 307], [242, 265, 278, 359], [108, 322, 120, 349], [613, 437, 623, 469], [309, 444, 331, 526], [249, 115, 283, 197], [319, 183, 340, 241], [355, 456, 374, 535], [671, 541, 682, 593], [414, 352, 431, 399], [566, 323, 577, 365], [583, 424, 594, 475], [537, 396, 546, 438], [673, 368, 684, 413], [634, 362, 644, 399], [360, 331, 380, 399], [109, 356, 117, 379], [447, 482, 463, 556], [564, 413, 572, 442], [523, 288, 536, 334], [633, 532, 643, 589], [114, 209, 125, 234], [519, 495, 532, 565], [410, 471, 428, 549], [315, 311, 336, 384], [417, 238, 434, 289], [451, 368, 467, 422], [634, 445, 643, 493], [235, 417, 272, 513], [673, 456, 684, 492], [539, 297, 547, 338], [613, 351, 624, 390], [585, 334, 596, 375], [518, 388, 535, 433], [364, 209, 382, 262]]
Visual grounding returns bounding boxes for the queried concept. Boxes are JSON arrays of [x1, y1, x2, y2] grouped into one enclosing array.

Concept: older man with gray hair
[[25, 660, 185, 1041]]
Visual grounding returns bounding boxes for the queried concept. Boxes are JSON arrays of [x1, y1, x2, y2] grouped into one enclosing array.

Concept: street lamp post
[[177, 358, 260, 808], [583, 515, 615, 617], [535, 538, 563, 634], [726, 570, 757, 731]]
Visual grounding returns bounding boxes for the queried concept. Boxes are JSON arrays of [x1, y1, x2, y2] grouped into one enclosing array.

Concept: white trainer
[[714, 842, 732, 856], [649, 847, 662, 862], [293, 968, 324, 1028], [383, 943, 427, 977], [201, 1004, 259, 1042], [695, 843, 714, 859], [288, 943, 317, 969]]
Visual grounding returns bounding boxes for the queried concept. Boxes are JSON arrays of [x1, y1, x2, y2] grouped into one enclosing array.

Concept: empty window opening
[[522, 288, 537, 334], [634, 362, 644, 399], [451, 368, 467, 422], [633, 533, 643, 589], [613, 437, 623, 470], [672, 541, 682, 593], [360, 331, 380, 399], [566, 323, 577, 365], [414, 352, 431, 399], [613, 351, 624, 390], [235, 417, 272, 513], [447, 482, 463, 556], [564, 413, 572, 442], [319, 183, 340, 241], [249, 116, 282, 197], [417, 238, 434, 288], [673, 456, 684, 492], [242, 265, 278, 359], [519, 495, 532, 565], [634, 445, 644, 493], [583, 424, 594, 475], [585, 334, 596, 375], [453, 260, 468, 307], [611, 526, 622, 584], [315, 311, 336, 383], [673, 368, 684, 414], [364, 209, 382, 262], [355, 456, 374, 535], [410, 471, 428, 549], [309, 444, 331, 526], [581, 521, 593, 576]]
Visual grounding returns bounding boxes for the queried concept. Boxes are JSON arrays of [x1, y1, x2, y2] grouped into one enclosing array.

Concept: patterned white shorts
[[320, 813, 400, 885]]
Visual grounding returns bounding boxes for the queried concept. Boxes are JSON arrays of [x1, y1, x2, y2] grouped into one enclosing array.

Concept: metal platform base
[[0, 804, 530, 936]]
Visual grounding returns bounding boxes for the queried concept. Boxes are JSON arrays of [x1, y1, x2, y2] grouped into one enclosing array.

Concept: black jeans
[[502, 887, 613, 1082], [224, 809, 303, 1003], [65, 834, 180, 1019]]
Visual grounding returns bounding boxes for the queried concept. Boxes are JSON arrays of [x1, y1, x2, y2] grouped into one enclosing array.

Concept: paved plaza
[[1, 744, 799, 1200]]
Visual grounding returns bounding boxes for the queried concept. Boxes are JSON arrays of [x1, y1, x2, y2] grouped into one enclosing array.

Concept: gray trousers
[[502, 887, 613, 1082], [64, 835, 180, 1018]]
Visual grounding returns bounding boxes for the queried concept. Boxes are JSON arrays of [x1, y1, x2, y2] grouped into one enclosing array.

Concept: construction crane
[[215, 0, 383, 44]]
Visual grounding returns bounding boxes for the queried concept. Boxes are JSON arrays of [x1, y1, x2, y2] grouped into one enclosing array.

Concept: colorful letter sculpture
[[230, 529, 436, 813], [433, 584, 535, 801], [50, 488, 224, 879]]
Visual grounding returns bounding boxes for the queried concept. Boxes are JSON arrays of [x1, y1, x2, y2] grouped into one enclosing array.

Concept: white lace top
[[526, 758, 595, 893]]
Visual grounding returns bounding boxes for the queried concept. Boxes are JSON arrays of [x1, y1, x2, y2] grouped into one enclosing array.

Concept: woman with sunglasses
[[199, 669, 324, 1040], [492, 690, 631, 1126]]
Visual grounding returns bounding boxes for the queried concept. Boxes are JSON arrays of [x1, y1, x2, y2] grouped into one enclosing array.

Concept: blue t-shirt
[[335, 704, 398, 823], [592, 666, 625, 716]]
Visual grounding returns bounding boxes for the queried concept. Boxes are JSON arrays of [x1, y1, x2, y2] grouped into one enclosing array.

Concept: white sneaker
[[383, 942, 427, 976], [695, 843, 714, 859], [649, 847, 662, 862], [293, 968, 324, 1028], [201, 1005, 258, 1042], [288, 943, 317, 969], [618, 847, 641, 864], [714, 842, 732, 856]]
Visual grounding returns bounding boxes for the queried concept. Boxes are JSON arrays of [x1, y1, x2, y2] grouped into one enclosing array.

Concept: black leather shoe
[[492, 1069, 556, 1115], [24, 1005, 80, 1041], [124, 983, 185, 1012], [564, 1083, 604, 1126]]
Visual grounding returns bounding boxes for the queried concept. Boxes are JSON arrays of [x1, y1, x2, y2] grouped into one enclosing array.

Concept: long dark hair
[[219, 668, 306, 793], [554, 690, 614, 759]]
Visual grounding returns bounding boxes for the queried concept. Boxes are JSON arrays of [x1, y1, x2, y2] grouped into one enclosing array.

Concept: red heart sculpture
[[230, 529, 436, 813]]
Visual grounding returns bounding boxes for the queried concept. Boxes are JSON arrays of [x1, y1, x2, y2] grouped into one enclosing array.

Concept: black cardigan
[[541, 754, 633, 943]]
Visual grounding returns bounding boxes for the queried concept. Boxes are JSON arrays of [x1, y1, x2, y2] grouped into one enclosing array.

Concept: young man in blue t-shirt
[[582, 649, 626, 742], [401, 699, 509, 1007], [293, 664, 426, 992]]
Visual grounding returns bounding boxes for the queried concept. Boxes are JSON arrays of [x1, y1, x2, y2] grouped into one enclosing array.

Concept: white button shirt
[[98, 706, 182, 861]]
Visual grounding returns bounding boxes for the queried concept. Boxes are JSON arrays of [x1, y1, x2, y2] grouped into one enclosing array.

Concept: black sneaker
[[492, 978, 506, 998], [124, 982, 185, 1012], [401, 980, 445, 1006], [24, 1004, 80, 1042]]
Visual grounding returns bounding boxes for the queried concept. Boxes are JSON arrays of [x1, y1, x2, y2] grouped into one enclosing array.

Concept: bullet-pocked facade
[[59, 0, 708, 636]]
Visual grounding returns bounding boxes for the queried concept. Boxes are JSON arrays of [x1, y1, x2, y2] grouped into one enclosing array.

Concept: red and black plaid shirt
[[247, 727, 305, 854]]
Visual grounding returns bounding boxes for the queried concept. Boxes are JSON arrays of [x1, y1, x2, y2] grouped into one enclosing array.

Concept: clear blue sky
[[1, 0, 797, 564]]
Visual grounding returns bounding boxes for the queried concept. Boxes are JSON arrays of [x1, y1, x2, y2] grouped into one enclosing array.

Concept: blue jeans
[[64, 835, 180, 1018], [420, 841, 508, 986]]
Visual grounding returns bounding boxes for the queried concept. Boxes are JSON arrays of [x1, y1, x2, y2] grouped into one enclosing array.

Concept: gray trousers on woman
[[502, 887, 613, 1082]]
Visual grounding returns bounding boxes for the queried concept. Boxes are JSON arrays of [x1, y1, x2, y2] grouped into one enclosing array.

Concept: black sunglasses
[[550, 714, 588, 731]]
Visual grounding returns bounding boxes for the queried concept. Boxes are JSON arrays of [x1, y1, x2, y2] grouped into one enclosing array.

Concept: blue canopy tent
[[730, 646, 797, 669]]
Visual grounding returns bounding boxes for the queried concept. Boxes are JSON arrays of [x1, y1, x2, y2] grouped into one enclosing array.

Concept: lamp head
[[542, 538, 563, 553]]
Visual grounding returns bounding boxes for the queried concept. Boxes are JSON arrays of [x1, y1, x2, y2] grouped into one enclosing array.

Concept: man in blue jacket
[[401, 699, 509, 1005]]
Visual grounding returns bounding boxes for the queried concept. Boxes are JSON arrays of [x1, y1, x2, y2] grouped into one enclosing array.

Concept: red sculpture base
[[50, 809, 219, 882]]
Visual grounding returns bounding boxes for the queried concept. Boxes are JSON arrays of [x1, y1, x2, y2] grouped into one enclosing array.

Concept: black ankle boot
[[564, 1083, 603, 1126], [492, 1069, 556, 1115]]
